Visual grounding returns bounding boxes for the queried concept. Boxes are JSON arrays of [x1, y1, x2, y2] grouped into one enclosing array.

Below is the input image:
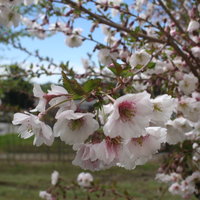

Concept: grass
[[0, 161, 195, 200], [0, 134, 197, 200], [0, 133, 72, 154]]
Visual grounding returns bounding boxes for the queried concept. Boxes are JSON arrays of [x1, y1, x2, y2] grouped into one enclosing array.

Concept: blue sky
[[1, 0, 133, 83], [1, 19, 102, 83]]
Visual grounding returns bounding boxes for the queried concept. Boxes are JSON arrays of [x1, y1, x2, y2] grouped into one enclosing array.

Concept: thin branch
[[157, 23, 200, 80], [10, 40, 58, 67], [157, 0, 197, 46], [157, 0, 184, 34], [60, 0, 166, 44]]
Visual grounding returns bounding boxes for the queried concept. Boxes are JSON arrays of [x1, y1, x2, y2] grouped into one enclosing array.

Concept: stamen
[[68, 118, 84, 131], [153, 103, 162, 112], [132, 135, 149, 146], [118, 101, 136, 122]]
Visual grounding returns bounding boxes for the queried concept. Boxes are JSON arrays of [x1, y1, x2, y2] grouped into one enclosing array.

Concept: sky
[[1, 14, 103, 84], [1, 0, 133, 84], [1, 30, 98, 84]]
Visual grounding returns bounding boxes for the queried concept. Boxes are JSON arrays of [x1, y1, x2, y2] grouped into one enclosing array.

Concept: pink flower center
[[118, 101, 136, 121], [174, 185, 180, 191], [106, 136, 121, 144]]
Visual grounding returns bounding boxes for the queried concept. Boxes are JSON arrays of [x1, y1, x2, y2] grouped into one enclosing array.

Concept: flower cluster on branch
[[0, 0, 199, 199]]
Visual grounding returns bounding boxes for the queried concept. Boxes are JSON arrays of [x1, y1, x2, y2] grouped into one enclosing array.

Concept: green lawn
[[0, 161, 195, 200], [0, 134, 196, 200], [0, 134, 72, 154]]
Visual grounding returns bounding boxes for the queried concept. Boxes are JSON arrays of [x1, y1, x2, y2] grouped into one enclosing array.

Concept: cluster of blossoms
[[39, 170, 93, 200], [13, 84, 176, 171], [0, 0, 39, 27], [153, 90, 200, 198], [2, 0, 199, 199], [156, 171, 200, 199], [39, 170, 59, 200]]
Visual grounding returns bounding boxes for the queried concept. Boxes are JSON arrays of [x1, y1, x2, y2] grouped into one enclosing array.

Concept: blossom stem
[[104, 93, 115, 103], [44, 98, 71, 114]]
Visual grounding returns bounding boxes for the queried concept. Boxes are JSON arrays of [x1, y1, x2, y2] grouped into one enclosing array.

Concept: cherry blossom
[[65, 28, 83, 48], [12, 112, 54, 146], [178, 73, 198, 95], [103, 92, 153, 139], [72, 143, 108, 171], [150, 94, 176, 126], [119, 127, 166, 169], [166, 117, 193, 145], [187, 20, 200, 33], [129, 50, 150, 69], [77, 172, 93, 188], [98, 48, 118, 66], [94, 137, 122, 166], [53, 110, 99, 145], [51, 171, 59, 186], [39, 191, 53, 200], [6, 1, 200, 197]]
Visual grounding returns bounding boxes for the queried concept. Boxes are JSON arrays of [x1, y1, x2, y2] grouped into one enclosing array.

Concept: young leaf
[[62, 71, 85, 97], [108, 61, 123, 76], [83, 79, 101, 93], [147, 62, 156, 69]]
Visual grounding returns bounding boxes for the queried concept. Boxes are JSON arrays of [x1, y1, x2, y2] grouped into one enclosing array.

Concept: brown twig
[[60, 0, 166, 44]]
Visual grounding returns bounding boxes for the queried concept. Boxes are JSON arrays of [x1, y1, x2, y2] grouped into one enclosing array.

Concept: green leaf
[[132, 26, 140, 35], [120, 65, 133, 77], [83, 79, 101, 93], [135, 64, 143, 69], [122, 70, 134, 77], [108, 61, 123, 76], [62, 71, 85, 97], [147, 62, 156, 69]]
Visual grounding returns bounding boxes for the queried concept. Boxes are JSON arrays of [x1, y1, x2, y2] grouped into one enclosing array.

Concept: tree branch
[[61, 0, 166, 44], [157, 23, 200, 80]]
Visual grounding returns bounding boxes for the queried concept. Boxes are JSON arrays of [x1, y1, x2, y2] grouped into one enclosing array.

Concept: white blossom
[[48, 85, 76, 117], [32, 84, 47, 112], [0, 5, 21, 27], [119, 127, 166, 169], [187, 20, 200, 32], [98, 48, 118, 66], [104, 92, 153, 139], [32, 84, 75, 114], [185, 121, 200, 140], [155, 173, 182, 183], [72, 143, 111, 171], [151, 94, 176, 126], [65, 28, 83, 48], [166, 117, 193, 145], [77, 172, 93, 187], [51, 170, 59, 186], [24, 0, 39, 5], [49, 22, 70, 33], [54, 110, 99, 145], [129, 50, 150, 69], [179, 73, 198, 95], [178, 96, 200, 122], [94, 137, 122, 166], [12, 113, 54, 146], [168, 182, 182, 196], [39, 191, 53, 200], [191, 46, 200, 58]]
